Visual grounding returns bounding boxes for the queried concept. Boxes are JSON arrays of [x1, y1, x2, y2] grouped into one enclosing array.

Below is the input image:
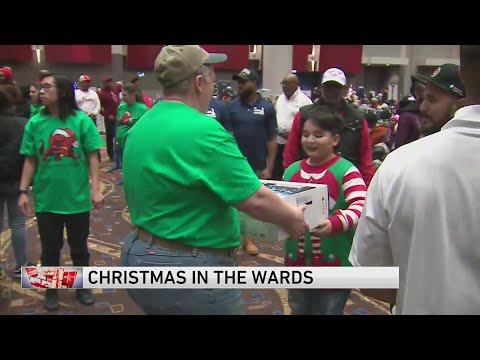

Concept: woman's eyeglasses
[[38, 84, 57, 91]]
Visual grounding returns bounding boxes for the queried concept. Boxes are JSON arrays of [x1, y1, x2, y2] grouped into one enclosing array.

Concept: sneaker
[[106, 166, 120, 173], [76, 289, 95, 306], [13, 262, 36, 277], [44, 289, 59, 311]]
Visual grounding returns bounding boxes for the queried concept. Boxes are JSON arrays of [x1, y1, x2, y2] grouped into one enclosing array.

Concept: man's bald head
[[282, 74, 300, 98]]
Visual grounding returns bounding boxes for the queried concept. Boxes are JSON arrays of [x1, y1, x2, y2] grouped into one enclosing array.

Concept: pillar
[[262, 45, 293, 96], [111, 45, 124, 82]]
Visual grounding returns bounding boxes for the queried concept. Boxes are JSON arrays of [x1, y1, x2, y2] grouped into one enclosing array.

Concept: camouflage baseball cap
[[232, 68, 259, 82], [154, 45, 227, 88]]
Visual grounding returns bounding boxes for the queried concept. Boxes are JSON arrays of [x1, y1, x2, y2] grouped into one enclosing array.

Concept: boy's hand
[[92, 191, 105, 209], [311, 219, 332, 238]]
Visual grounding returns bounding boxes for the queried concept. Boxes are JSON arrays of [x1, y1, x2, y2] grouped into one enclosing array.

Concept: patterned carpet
[[0, 151, 390, 316]]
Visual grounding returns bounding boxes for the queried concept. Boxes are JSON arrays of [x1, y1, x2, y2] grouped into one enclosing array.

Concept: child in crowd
[[282, 105, 367, 315]]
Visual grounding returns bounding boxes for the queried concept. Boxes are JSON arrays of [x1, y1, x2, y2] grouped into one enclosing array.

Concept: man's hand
[[18, 194, 33, 217], [282, 204, 309, 240], [91, 191, 105, 209], [311, 219, 333, 238], [260, 168, 272, 180]]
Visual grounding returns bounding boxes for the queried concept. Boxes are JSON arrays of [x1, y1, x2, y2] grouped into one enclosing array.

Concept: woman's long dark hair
[[40, 72, 79, 120]]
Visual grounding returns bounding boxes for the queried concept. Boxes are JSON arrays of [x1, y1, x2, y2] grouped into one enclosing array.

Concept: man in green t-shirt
[[121, 45, 309, 315], [18, 72, 105, 312]]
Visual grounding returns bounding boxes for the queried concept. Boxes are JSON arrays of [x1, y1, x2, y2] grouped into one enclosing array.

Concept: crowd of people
[[0, 45, 479, 315]]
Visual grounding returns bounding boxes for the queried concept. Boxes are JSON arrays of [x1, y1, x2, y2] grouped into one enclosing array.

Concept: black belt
[[137, 228, 237, 257]]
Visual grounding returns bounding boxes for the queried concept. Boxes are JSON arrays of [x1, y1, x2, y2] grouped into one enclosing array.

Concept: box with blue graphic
[[239, 180, 329, 242]]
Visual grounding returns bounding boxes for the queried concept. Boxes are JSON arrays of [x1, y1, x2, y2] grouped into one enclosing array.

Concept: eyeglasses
[[39, 83, 57, 91]]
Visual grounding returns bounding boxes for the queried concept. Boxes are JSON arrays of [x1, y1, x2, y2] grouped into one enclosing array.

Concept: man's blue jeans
[[0, 195, 28, 268], [288, 289, 351, 315], [120, 229, 245, 315]]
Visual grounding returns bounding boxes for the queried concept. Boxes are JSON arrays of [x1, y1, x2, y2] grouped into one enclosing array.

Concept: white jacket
[[274, 88, 312, 144]]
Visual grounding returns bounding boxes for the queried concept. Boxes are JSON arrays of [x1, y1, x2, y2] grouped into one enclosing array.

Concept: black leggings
[[36, 212, 91, 267]]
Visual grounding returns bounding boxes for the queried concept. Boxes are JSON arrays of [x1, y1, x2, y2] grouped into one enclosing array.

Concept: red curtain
[[214, 45, 249, 71], [127, 45, 164, 69], [319, 45, 363, 74], [126, 45, 248, 71], [202, 45, 249, 70], [200, 45, 218, 53], [0, 45, 32, 63], [45, 45, 111, 64], [292, 45, 313, 72]]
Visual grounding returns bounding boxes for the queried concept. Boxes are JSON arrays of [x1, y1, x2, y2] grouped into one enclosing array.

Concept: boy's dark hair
[[304, 105, 344, 135], [39, 72, 79, 121]]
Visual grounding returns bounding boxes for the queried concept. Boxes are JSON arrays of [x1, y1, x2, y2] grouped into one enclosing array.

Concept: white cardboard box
[[239, 180, 329, 242]]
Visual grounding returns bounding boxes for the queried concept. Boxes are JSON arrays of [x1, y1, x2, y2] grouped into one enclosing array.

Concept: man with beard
[[349, 46, 479, 315], [228, 68, 278, 256], [413, 63, 466, 136]]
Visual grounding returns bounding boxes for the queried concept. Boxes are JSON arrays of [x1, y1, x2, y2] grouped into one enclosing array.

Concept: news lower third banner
[[21, 266, 399, 290]]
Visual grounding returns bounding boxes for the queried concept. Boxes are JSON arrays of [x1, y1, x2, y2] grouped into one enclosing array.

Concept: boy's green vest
[[283, 158, 355, 266]]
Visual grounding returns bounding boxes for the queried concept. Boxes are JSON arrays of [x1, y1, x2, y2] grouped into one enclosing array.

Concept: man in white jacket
[[75, 74, 102, 161], [75, 74, 101, 122], [273, 74, 312, 179], [349, 45, 480, 315]]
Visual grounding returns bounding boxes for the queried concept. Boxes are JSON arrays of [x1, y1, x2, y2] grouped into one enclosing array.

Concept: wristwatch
[[18, 189, 28, 195]]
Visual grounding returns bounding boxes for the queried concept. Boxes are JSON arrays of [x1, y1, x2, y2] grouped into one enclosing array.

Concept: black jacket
[[0, 113, 28, 196]]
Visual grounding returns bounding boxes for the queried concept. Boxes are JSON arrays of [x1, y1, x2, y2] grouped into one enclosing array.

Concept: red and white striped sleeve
[[329, 166, 367, 235]]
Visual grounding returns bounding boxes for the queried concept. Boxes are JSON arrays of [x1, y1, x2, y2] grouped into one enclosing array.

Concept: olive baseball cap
[[412, 63, 465, 98], [154, 45, 227, 88]]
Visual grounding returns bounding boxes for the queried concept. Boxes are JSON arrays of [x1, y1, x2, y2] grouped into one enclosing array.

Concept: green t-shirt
[[30, 104, 44, 118], [116, 102, 148, 149], [20, 110, 104, 214], [123, 101, 262, 249]]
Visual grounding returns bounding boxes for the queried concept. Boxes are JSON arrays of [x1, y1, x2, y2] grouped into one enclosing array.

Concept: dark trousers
[[105, 120, 116, 161], [36, 212, 91, 267], [272, 144, 286, 180]]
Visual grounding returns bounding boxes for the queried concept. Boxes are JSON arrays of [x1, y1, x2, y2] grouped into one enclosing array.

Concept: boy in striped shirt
[[282, 105, 367, 315]]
